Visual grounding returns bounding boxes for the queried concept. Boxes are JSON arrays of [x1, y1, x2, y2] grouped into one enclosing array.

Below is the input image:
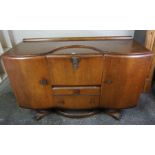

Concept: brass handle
[[104, 79, 112, 84], [40, 79, 48, 85], [71, 57, 80, 70]]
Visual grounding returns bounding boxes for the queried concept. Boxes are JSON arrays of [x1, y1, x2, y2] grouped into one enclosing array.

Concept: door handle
[[39, 79, 48, 85]]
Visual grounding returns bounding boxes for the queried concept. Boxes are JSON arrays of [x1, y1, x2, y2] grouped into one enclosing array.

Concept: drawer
[[52, 86, 100, 95], [47, 55, 103, 85], [54, 95, 100, 109]]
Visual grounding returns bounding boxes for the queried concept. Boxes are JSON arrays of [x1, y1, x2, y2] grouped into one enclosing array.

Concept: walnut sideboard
[[2, 36, 153, 120]]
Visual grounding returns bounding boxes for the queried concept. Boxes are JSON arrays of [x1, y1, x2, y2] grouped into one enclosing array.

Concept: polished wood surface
[[2, 37, 153, 111], [101, 54, 152, 109], [3, 37, 151, 57], [3, 56, 53, 109], [53, 86, 100, 109], [47, 54, 103, 86]]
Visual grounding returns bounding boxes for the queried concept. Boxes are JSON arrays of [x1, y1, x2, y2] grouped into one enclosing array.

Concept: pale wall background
[[11, 30, 135, 44]]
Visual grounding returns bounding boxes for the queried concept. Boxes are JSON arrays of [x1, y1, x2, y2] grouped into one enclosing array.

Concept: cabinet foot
[[34, 110, 51, 120], [104, 109, 122, 120]]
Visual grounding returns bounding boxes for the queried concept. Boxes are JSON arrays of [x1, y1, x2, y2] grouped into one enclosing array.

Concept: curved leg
[[34, 110, 51, 120], [105, 109, 122, 120]]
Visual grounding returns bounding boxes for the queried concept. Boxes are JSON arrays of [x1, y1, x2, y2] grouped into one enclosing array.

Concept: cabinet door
[[3, 56, 53, 109], [101, 54, 152, 109], [47, 55, 103, 86]]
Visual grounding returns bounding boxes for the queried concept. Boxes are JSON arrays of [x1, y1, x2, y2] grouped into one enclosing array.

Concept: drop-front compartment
[[47, 55, 103, 86]]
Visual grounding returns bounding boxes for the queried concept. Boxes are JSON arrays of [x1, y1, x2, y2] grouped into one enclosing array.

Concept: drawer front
[[47, 55, 103, 85], [54, 95, 100, 109], [53, 86, 100, 95]]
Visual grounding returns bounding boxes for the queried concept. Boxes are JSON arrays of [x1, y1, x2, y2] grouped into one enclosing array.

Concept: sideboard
[[2, 36, 153, 120]]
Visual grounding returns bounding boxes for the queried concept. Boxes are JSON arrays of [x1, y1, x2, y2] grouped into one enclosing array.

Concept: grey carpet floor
[[0, 79, 155, 125]]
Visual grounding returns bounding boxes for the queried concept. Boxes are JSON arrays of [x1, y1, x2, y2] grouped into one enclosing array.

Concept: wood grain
[[54, 95, 100, 109], [47, 54, 104, 86], [2, 37, 153, 111], [2, 38, 151, 57], [2, 56, 54, 109], [100, 54, 152, 109]]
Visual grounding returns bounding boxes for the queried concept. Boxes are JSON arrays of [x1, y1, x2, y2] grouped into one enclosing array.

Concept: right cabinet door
[[101, 54, 152, 109]]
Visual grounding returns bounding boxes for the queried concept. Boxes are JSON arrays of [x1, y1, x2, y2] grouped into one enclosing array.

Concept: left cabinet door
[[2, 56, 54, 109]]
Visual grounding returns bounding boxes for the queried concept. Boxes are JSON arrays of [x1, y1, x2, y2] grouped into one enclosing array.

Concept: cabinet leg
[[34, 110, 51, 120], [105, 109, 122, 120]]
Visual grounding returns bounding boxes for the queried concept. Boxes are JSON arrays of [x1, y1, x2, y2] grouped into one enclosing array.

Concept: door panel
[[101, 54, 152, 109], [47, 55, 103, 86], [3, 56, 53, 109]]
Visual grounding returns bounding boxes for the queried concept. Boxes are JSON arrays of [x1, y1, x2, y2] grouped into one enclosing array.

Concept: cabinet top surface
[[3, 37, 152, 57]]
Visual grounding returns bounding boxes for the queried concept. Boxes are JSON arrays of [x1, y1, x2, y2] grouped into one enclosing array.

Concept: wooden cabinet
[[2, 37, 153, 113], [100, 54, 152, 109]]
